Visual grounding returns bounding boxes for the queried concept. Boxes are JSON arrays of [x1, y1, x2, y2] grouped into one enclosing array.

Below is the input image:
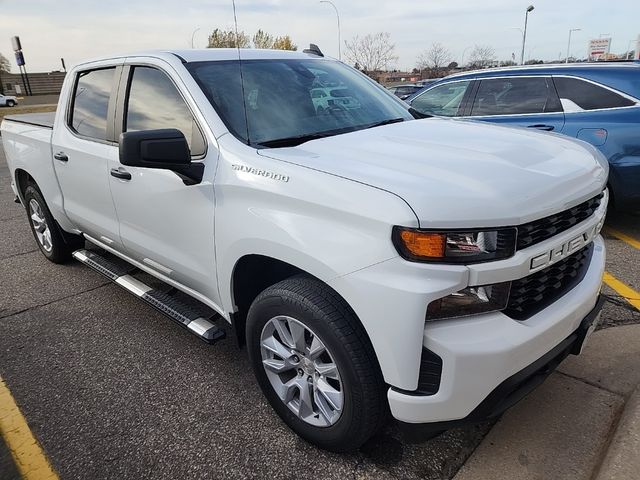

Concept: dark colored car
[[406, 62, 640, 210]]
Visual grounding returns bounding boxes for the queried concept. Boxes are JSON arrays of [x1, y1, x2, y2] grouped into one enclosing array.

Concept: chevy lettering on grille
[[529, 219, 603, 272]]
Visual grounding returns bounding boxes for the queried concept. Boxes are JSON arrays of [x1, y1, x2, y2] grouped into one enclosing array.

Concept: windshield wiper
[[257, 132, 338, 148], [363, 117, 406, 130], [257, 126, 360, 148], [257, 118, 408, 148]]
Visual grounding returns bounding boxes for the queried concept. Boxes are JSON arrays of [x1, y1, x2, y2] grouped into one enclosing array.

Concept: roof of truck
[[74, 48, 327, 68]]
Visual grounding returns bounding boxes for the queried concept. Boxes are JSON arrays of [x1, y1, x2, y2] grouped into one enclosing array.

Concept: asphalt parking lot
[[0, 141, 639, 480]]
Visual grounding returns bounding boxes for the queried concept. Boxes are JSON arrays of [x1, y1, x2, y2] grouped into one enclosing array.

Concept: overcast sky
[[1, 0, 638, 73]]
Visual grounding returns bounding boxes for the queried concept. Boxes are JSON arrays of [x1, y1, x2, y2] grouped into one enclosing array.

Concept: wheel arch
[[14, 168, 35, 201], [228, 253, 376, 363]]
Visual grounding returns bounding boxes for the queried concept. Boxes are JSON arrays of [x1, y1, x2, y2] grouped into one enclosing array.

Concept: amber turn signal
[[398, 230, 446, 258]]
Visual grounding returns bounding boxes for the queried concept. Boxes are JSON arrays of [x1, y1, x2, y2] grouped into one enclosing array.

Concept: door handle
[[110, 167, 132, 180], [527, 124, 555, 131], [54, 152, 68, 162]]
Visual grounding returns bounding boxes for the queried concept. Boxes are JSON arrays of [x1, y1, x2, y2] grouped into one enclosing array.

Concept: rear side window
[[471, 77, 561, 116], [70, 68, 116, 141], [553, 77, 636, 110], [410, 81, 471, 117], [125, 66, 205, 156]]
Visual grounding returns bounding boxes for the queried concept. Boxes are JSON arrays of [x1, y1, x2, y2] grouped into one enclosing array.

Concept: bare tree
[[0, 53, 10, 73], [468, 45, 496, 68], [0, 53, 9, 95], [416, 42, 452, 74], [207, 28, 251, 48], [344, 32, 398, 72]]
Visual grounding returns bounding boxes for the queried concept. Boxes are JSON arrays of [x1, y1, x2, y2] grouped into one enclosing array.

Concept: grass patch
[[0, 105, 57, 124]]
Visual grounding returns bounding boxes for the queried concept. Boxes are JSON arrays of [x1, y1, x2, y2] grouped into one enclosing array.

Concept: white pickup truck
[[1, 48, 609, 452]]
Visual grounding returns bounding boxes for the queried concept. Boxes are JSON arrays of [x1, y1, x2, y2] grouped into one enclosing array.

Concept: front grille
[[517, 194, 603, 251], [504, 244, 594, 320]]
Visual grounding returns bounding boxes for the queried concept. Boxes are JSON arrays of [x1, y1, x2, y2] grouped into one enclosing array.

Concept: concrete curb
[[453, 325, 640, 480], [594, 385, 640, 480]]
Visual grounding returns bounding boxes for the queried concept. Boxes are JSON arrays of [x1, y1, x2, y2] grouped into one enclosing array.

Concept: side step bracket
[[73, 249, 225, 344]]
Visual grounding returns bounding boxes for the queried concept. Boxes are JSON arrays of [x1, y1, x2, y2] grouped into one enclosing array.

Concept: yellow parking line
[[604, 227, 640, 251], [603, 272, 640, 311], [0, 375, 58, 480]]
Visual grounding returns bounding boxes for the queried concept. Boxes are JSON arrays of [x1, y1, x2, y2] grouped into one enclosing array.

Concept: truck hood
[[258, 118, 608, 228]]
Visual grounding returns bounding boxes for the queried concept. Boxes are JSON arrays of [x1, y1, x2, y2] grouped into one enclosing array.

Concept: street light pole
[[460, 46, 471, 67], [320, 0, 341, 60], [627, 39, 635, 60], [191, 27, 201, 49], [566, 28, 581, 64], [520, 5, 534, 65]]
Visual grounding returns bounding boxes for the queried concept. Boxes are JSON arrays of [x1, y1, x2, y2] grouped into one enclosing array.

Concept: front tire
[[246, 276, 386, 452], [24, 184, 83, 263], [7, 100, 15, 107]]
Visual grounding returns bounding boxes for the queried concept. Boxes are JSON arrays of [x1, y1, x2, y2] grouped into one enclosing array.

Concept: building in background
[[1, 71, 65, 96]]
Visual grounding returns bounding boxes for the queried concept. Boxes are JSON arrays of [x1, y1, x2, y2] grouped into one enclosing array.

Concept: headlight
[[427, 282, 511, 321], [392, 226, 517, 263]]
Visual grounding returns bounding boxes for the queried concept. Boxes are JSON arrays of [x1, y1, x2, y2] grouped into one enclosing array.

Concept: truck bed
[[3, 112, 55, 129]]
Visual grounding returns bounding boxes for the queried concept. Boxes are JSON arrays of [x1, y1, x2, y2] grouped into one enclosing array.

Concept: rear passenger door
[[552, 76, 638, 141], [107, 63, 220, 305], [466, 76, 565, 132], [51, 64, 125, 248]]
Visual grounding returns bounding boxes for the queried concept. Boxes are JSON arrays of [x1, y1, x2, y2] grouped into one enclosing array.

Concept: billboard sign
[[588, 38, 611, 60]]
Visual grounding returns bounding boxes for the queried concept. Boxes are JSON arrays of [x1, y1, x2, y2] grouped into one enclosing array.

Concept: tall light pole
[[320, 0, 341, 60], [191, 27, 201, 49], [566, 28, 581, 63], [460, 46, 471, 67], [520, 5, 534, 65], [627, 39, 636, 60]]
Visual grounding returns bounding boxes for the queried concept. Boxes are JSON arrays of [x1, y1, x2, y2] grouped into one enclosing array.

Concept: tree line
[[208, 28, 297, 50]]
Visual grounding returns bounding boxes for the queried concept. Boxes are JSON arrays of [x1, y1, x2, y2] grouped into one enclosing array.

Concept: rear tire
[[246, 275, 387, 452], [24, 184, 83, 263]]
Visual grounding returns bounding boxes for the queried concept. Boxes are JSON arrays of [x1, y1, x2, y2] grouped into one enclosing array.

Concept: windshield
[[186, 59, 414, 147]]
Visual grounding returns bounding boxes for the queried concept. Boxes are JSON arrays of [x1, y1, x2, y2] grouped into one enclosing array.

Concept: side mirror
[[119, 129, 204, 184]]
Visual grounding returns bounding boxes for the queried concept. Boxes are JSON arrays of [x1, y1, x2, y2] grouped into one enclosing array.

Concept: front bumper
[[396, 295, 604, 442], [387, 235, 605, 424]]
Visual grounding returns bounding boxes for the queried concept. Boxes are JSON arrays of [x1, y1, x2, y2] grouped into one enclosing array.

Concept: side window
[[553, 77, 636, 111], [471, 77, 561, 116], [410, 81, 471, 117], [70, 68, 116, 141], [125, 66, 205, 156]]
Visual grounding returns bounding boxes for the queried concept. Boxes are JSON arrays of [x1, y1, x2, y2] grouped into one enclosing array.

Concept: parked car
[[387, 84, 424, 100], [0, 94, 18, 107], [1, 48, 608, 451], [406, 62, 640, 210]]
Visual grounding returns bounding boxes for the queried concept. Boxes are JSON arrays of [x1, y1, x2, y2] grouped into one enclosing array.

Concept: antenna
[[232, 0, 251, 144]]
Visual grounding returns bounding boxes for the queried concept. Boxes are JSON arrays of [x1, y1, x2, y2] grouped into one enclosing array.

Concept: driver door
[[107, 63, 220, 306]]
